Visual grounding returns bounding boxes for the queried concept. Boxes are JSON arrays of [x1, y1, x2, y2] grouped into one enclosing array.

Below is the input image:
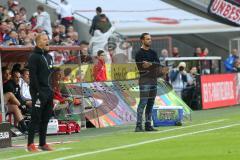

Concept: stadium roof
[[46, 0, 240, 36]]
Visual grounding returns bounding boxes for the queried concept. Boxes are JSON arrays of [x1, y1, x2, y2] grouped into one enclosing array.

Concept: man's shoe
[[145, 126, 158, 132], [18, 120, 28, 135], [27, 143, 39, 152], [38, 144, 54, 151], [135, 126, 144, 132]]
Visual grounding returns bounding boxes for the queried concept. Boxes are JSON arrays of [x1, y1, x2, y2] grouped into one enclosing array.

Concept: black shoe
[[145, 126, 158, 132], [135, 126, 144, 132], [18, 120, 28, 134], [17, 126, 28, 135]]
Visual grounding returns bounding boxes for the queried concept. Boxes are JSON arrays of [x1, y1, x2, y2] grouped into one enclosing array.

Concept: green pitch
[[1, 106, 240, 160]]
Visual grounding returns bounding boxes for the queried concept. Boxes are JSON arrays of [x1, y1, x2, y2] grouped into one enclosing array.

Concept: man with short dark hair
[[135, 33, 160, 132], [4, 70, 32, 113], [27, 33, 54, 152], [89, 6, 102, 36], [3, 70, 28, 133], [95, 14, 112, 33]]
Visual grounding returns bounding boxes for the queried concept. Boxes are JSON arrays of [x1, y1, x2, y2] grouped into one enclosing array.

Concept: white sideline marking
[[82, 119, 227, 138], [53, 123, 240, 160], [150, 119, 228, 134], [3, 148, 71, 160]]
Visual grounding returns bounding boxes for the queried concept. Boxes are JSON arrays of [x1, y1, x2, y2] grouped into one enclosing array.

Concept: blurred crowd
[[0, 0, 79, 46]]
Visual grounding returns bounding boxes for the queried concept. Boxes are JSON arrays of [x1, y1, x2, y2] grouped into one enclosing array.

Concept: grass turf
[[1, 106, 240, 160]]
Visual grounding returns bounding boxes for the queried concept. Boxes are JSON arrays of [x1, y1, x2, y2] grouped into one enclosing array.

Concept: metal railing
[[44, 0, 126, 38]]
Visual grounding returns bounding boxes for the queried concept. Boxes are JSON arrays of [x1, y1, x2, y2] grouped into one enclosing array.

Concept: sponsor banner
[[208, 0, 240, 26], [201, 74, 237, 109], [67, 80, 191, 128], [0, 123, 11, 148]]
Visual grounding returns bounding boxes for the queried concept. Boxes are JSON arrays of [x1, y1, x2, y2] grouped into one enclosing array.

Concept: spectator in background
[[17, 23, 26, 31], [95, 14, 112, 34], [188, 66, 198, 86], [33, 5, 52, 39], [58, 24, 67, 40], [233, 58, 240, 72], [199, 48, 211, 74], [18, 29, 27, 45], [19, 7, 27, 21], [13, 13, 22, 26], [190, 47, 202, 72], [89, 6, 102, 36], [26, 31, 37, 46], [7, 0, 15, 9], [29, 12, 38, 28], [224, 49, 239, 73], [7, 1, 19, 19], [72, 32, 80, 45], [159, 49, 170, 81], [0, 5, 4, 21], [66, 25, 74, 34], [169, 62, 191, 98], [25, 22, 32, 32], [171, 47, 180, 68], [56, 0, 74, 28], [63, 67, 73, 83], [80, 46, 93, 64], [1, 7, 9, 22], [194, 47, 202, 56], [79, 40, 89, 50], [52, 24, 60, 35], [0, 21, 11, 43], [159, 49, 169, 66], [50, 33, 62, 45], [93, 50, 107, 81], [172, 47, 180, 57], [4, 30, 18, 45], [181, 66, 199, 110]]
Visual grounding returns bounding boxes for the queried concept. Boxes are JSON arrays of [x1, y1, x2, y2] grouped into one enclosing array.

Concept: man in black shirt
[[3, 70, 28, 133], [135, 33, 160, 132], [27, 33, 54, 152], [4, 70, 32, 113]]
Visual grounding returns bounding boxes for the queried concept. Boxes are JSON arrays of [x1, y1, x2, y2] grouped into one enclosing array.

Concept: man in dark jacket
[[95, 14, 112, 34], [4, 70, 32, 113], [135, 33, 160, 132], [89, 7, 102, 36], [27, 33, 54, 152], [3, 70, 28, 133]]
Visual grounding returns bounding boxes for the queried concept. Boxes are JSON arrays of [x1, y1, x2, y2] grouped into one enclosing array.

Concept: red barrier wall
[[201, 73, 238, 109]]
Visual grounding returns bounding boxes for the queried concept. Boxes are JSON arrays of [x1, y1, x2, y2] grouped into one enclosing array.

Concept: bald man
[[27, 34, 54, 152]]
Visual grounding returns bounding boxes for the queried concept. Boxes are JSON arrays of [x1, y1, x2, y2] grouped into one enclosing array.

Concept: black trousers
[[28, 92, 53, 146], [61, 18, 73, 28]]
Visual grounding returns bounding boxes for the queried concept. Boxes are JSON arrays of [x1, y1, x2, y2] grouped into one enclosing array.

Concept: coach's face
[[37, 35, 49, 49], [142, 34, 151, 47]]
